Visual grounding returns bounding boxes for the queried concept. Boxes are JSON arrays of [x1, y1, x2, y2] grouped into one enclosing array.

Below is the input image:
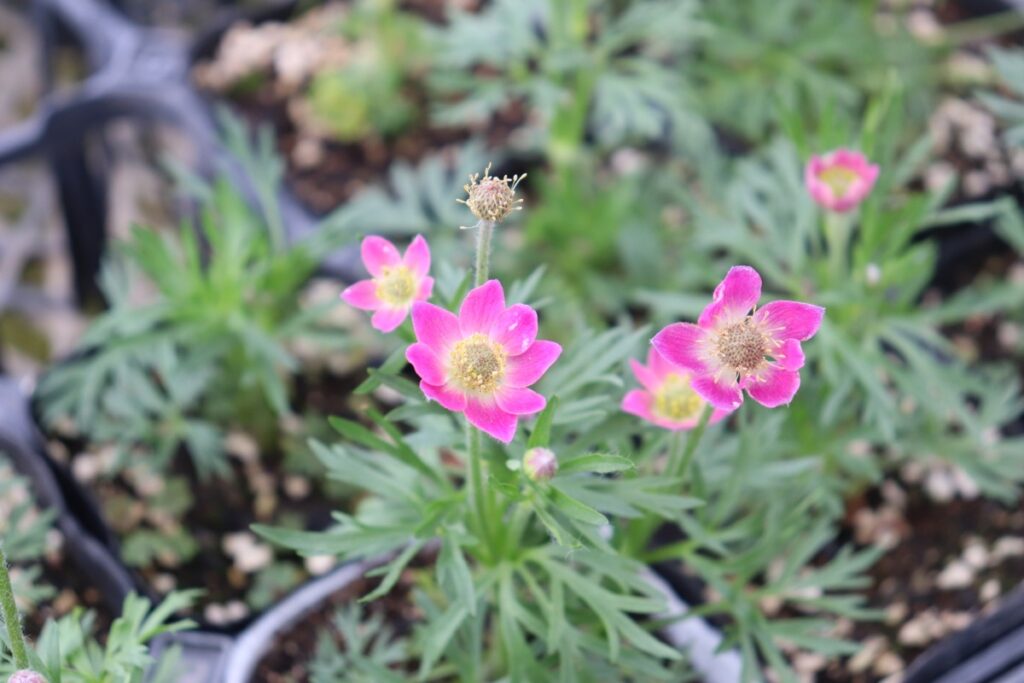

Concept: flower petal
[[496, 387, 546, 415], [647, 347, 679, 379], [698, 266, 762, 328], [420, 381, 467, 412], [340, 280, 380, 311], [652, 323, 710, 373], [403, 234, 431, 278], [412, 302, 461, 354], [459, 280, 505, 335], [417, 276, 434, 301], [465, 398, 518, 443], [506, 340, 562, 388], [361, 236, 401, 277], [743, 366, 801, 408], [630, 358, 661, 393], [492, 304, 538, 356], [406, 343, 446, 385], [774, 338, 805, 371], [622, 389, 657, 423], [691, 374, 744, 411], [755, 301, 825, 341], [371, 307, 408, 333]]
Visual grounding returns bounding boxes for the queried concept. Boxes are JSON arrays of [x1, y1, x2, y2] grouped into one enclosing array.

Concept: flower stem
[[0, 543, 30, 669], [466, 421, 494, 561], [474, 220, 495, 286], [824, 212, 852, 280], [667, 404, 714, 479]]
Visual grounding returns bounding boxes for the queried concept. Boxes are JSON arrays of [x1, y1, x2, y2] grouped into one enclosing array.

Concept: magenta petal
[[492, 304, 538, 356], [755, 301, 825, 341], [496, 387, 546, 415], [774, 339, 805, 371], [417, 276, 434, 301], [743, 366, 801, 408], [403, 234, 431, 278], [622, 389, 657, 423], [406, 343, 446, 385], [459, 280, 505, 335], [340, 280, 380, 311], [630, 359, 661, 393], [371, 307, 407, 333], [691, 374, 744, 411], [698, 266, 762, 327], [412, 302, 461, 354], [506, 340, 562, 388], [420, 381, 467, 412], [361, 236, 401, 277], [465, 398, 518, 443], [652, 323, 709, 373]]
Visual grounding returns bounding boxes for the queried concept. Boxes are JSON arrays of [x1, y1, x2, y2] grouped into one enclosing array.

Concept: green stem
[[667, 404, 714, 479], [474, 220, 495, 286], [466, 423, 494, 562], [824, 212, 852, 282], [0, 544, 29, 669]]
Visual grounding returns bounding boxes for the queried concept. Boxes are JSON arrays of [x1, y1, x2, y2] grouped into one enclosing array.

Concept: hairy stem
[[474, 220, 495, 286], [0, 543, 29, 669]]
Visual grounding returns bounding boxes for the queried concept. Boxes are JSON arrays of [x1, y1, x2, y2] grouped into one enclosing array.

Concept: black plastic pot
[[0, 376, 135, 616], [143, 553, 743, 683]]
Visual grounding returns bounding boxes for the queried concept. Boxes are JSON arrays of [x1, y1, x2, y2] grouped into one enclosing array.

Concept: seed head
[[458, 163, 526, 226], [714, 318, 769, 374], [8, 672, 48, 683], [523, 447, 558, 481]]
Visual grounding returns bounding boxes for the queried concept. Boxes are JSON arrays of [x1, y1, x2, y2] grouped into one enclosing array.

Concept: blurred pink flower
[[341, 235, 434, 332], [622, 347, 735, 430], [652, 266, 823, 410], [805, 149, 879, 213], [407, 280, 561, 443]]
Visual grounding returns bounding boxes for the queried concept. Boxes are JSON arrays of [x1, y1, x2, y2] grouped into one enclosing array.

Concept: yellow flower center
[[375, 265, 416, 307], [714, 318, 769, 374], [653, 374, 705, 422], [448, 334, 506, 394], [819, 166, 859, 198]]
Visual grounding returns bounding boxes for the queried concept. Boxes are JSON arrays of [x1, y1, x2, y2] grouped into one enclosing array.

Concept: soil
[[194, 0, 528, 215]]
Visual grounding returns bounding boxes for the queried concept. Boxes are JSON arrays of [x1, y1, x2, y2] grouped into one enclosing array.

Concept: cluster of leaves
[[36, 116, 346, 479], [0, 454, 56, 611], [0, 592, 196, 683], [307, 0, 425, 142]]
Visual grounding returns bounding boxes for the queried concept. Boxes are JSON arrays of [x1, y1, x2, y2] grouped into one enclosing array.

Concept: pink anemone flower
[[341, 235, 434, 333], [622, 347, 735, 430], [652, 266, 823, 410], [406, 280, 561, 443], [804, 149, 880, 213]]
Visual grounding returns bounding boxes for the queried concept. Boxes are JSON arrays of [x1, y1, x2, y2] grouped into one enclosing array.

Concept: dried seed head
[[8, 672, 48, 683], [448, 334, 507, 394], [523, 447, 558, 481], [458, 163, 526, 225]]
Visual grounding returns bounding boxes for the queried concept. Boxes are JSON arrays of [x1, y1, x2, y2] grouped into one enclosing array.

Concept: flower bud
[[458, 163, 526, 225], [523, 447, 558, 482], [8, 671, 47, 683]]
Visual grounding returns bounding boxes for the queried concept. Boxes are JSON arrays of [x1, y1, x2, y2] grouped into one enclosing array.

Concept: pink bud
[[523, 448, 558, 481], [804, 149, 880, 213], [8, 671, 47, 683]]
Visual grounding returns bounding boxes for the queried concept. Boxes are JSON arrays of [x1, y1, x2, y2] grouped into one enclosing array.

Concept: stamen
[[714, 318, 769, 374], [448, 333, 506, 394], [819, 166, 860, 198], [375, 266, 416, 306], [653, 375, 704, 422]]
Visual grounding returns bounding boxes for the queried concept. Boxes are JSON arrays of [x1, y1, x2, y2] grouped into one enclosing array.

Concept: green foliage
[[0, 592, 196, 682], [980, 46, 1024, 146], [306, 0, 423, 142], [309, 604, 413, 683], [0, 455, 56, 611], [37, 115, 347, 479]]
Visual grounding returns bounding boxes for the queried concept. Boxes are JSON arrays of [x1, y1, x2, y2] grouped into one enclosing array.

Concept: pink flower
[[341, 235, 434, 333], [652, 266, 823, 410], [622, 348, 735, 430], [406, 280, 561, 443], [804, 149, 880, 213]]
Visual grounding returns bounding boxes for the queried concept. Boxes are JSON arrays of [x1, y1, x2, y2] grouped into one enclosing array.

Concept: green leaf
[[547, 486, 609, 526], [558, 453, 634, 475], [528, 396, 559, 449]]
